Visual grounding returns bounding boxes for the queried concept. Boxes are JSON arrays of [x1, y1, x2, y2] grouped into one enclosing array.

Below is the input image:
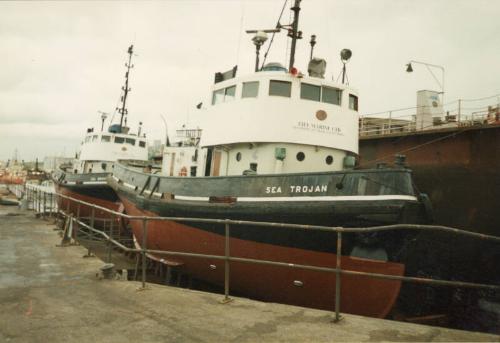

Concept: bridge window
[[322, 87, 342, 105], [242, 81, 259, 98], [101, 135, 111, 142], [125, 138, 135, 145], [92, 135, 98, 142], [349, 94, 359, 111], [225, 85, 236, 102], [269, 80, 291, 97], [139, 141, 146, 148], [300, 83, 320, 101], [85, 136, 91, 143], [212, 88, 224, 105], [114, 137, 125, 144], [212, 85, 236, 105]]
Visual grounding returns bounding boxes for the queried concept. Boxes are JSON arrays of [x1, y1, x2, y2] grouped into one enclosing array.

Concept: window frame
[[300, 83, 321, 101], [269, 80, 292, 97], [242, 81, 259, 98], [349, 94, 359, 111]]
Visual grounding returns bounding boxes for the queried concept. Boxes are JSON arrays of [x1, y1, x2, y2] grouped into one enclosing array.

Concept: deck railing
[[12, 183, 500, 323], [360, 96, 500, 137]]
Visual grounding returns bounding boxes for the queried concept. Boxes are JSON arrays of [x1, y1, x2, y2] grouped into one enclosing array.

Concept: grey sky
[[0, 0, 499, 161]]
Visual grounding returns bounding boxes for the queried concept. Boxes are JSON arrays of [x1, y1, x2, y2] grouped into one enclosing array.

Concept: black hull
[[108, 163, 429, 262]]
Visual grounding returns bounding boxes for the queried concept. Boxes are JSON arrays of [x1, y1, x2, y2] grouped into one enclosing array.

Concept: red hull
[[121, 197, 404, 318], [55, 184, 121, 225]]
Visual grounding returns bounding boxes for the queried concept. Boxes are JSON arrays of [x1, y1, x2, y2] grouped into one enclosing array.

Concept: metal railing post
[[66, 196, 70, 216], [76, 203, 81, 236], [49, 192, 53, 217], [43, 190, 46, 217], [141, 218, 148, 289], [107, 215, 113, 263], [388, 111, 392, 134], [224, 220, 231, 302], [86, 205, 96, 256], [334, 231, 342, 322]]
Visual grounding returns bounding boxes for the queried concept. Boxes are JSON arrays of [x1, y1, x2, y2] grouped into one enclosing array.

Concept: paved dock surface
[[0, 205, 499, 343]]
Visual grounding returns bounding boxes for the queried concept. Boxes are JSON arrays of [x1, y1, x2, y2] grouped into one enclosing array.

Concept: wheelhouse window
[[212, 85, 236, 105], [114, 137, 125, 144], [212, 88, 224, 105], [225, 85, 236, 102], [125, 138, 135, 145], [300, 83, 321, 101], [322, 87, 342, 105], [269, 80, 291, 97], [139, 141, 146, 148], [92, 135, 98, 142], [349, 94, 359, 111], [242, 81, 259, 98], [85, 136, 91, 143], [101, 135, 111, 142]]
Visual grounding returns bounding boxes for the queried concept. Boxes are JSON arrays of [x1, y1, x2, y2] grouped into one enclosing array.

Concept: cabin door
[[212, 150, 222, 176], [169, 153, 176, 176]]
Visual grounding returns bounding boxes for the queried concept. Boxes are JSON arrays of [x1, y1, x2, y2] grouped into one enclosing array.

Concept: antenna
[[340, 48, 352, 84], [287, 0, 302, 71], [117, 45, 134, 133], [246, 29, 280, 72], [98, 111, 109, 131], [309, 34, 316, 61]]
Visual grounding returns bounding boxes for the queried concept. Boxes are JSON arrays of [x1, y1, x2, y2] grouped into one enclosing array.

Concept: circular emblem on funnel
[[316, 110, 327, 121]]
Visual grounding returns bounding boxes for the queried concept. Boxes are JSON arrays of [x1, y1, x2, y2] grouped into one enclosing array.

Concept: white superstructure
[[163, 62, 360, 177], [74, 126, 148, 174]]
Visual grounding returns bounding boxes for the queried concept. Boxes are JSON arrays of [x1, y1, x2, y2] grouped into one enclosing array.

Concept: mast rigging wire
[[260, 0, 288, 69]]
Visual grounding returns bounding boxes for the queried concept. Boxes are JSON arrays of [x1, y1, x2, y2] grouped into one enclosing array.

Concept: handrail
[[21, 184, 500, 323]]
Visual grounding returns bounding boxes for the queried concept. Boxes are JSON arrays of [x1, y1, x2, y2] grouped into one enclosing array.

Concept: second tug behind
[[109, 2, 431, 318]]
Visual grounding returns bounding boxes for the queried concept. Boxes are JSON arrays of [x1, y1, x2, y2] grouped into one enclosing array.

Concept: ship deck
[[0, 204, 498, 343]]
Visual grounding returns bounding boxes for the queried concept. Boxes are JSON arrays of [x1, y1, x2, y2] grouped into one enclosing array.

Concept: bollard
[[334, 231, 342, 322], [141, 218, 148, 289], [223, 220, 231, 302]]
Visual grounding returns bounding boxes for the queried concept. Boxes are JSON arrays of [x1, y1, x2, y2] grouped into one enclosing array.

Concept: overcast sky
[[0, 0, 499, 161]]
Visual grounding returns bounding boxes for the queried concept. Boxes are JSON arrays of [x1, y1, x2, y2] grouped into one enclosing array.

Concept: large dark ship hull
[[360, 124, 500, 236], [109, 163, 430, 318]]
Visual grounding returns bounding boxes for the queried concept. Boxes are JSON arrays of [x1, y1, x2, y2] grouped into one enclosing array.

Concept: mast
[[288, 0, 302, 71], [118, 45, 134, 132]]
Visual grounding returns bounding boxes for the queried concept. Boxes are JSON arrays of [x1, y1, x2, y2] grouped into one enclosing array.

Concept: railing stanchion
[[49, 192, 53, 217], [334, 231, 342, 323], [224, 220, 231, 302], [43, 190, 46, 217], [76, 203, 81, 236], [107, 215, 113, 263], [141, 218, 148, 289]]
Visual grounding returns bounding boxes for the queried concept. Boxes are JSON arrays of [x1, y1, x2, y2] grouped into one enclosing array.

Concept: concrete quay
[[0, 205, 498, 343]]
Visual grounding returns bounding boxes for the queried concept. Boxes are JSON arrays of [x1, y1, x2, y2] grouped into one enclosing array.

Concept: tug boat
[[109, 2, 431, 317], [53, 45, 148, 226]]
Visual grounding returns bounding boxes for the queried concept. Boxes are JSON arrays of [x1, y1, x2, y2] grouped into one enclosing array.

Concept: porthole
[[296, 152, 305, 162], [325, 155, 333, 165], [236, 152, 242, 162]]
